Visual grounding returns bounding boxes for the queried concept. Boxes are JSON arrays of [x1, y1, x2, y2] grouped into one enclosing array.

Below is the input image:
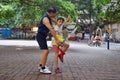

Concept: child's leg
[[62, 42, 69, 52], [58, 42, 69, 63], [53, 45, 59, 69], [58, 42, 69, 57]]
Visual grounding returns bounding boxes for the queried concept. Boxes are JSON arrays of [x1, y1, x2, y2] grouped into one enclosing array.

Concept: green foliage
[[2, 0, 119, 28], [92, 0, 120, 22], [76, 24, 81, 32], [0, 0, 78, 28], [92, 0, 111, 8], [92, 0, 111, 21], [107, 0, 120, 22], [0, 4, 16, 27]]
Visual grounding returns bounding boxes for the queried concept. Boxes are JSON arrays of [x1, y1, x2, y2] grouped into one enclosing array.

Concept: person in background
[[93, 34, 101, 46]]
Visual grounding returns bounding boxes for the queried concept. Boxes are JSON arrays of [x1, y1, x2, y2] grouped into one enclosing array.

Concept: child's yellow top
[[52, 34, 64, 46], [56, 34, 64, 43], [52, 25, 64, 46]]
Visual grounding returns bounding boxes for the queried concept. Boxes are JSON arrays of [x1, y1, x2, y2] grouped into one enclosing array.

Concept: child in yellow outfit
[[52, 16, 70, 73]]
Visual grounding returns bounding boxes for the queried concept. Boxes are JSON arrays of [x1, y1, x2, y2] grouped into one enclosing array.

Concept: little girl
[[52, 16, 70, 73]]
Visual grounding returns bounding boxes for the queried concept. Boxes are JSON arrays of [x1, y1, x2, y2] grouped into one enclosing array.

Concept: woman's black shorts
[[36, 32, 48, 50]]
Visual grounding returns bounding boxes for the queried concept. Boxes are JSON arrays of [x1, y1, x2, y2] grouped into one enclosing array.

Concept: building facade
[[104, 23, 120, 42]]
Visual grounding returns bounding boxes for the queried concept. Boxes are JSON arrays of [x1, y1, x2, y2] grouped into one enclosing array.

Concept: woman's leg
[[40, 49, 49, 68], [36, 33, 51, 74]]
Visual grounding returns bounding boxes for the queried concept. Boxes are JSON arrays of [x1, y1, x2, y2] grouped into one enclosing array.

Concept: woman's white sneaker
[[40, 68, 51, 74]]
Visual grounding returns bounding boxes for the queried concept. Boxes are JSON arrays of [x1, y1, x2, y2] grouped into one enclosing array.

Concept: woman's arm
[[43, 17, 60, 44]]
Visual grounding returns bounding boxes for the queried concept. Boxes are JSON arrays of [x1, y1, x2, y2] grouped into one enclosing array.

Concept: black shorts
[[36, 32, 48, 50]]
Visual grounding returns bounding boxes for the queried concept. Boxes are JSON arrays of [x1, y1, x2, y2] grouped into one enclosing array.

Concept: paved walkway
[[0, 40, 120, 80], [0, 40, 120, 50], [0, 40, 51, 47]]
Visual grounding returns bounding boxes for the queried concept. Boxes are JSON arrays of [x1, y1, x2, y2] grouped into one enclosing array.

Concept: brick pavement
[[0, 42, 120, 80]]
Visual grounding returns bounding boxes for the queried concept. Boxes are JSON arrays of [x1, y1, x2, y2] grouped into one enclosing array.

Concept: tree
[[92, 0, 120, 23], [0, 0, 78, 28], [107, 0, 120, 22], [0, 4, 16, 27]]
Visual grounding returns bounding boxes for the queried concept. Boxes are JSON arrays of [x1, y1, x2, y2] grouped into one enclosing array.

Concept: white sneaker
[[38, 65, 49, 70], [40, 68, 51, 74]]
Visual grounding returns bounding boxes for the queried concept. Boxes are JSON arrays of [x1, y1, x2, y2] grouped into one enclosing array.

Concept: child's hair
[[57, 17, 65, 22]]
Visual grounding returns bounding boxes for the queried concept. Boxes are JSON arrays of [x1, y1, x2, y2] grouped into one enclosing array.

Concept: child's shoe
[[55, 67, 61, 73]]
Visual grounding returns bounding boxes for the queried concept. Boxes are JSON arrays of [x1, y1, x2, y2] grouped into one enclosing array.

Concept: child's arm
[[62, 15, 71, 29], [64, 15, 71, 23]]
